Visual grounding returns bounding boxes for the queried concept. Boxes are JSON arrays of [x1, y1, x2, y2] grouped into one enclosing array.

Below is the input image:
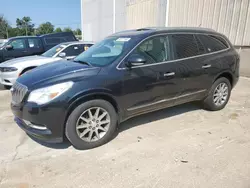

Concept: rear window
[[170, 34, 200, 59], [198, 35, 229, 53]]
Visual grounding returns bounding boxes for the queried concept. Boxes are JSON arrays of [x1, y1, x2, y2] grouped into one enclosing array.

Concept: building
[[81, 0, 250, 46]]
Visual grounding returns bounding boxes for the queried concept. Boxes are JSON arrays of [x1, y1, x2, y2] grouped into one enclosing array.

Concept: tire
[[203, 77, 232, 111], [4, 85, 11, 90], [65, 99, 118, 150]]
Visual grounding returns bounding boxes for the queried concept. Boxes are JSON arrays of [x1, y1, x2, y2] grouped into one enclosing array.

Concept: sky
[[0, 0, 81, 29]]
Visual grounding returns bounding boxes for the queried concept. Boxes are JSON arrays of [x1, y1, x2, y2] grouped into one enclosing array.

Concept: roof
[[110, 27, 221, 38], [8, 36, 38, 40]]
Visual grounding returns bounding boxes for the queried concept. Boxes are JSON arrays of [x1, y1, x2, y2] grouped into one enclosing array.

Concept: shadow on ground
[[28, 135, 72, 149], [118, 102, 200, 132], [29, 102, 200, 150]]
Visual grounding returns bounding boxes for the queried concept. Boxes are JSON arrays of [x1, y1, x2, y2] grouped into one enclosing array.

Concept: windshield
[[42, 44, 66, 57], [0, 40, 8, 48], [74, 37, 133, 67]]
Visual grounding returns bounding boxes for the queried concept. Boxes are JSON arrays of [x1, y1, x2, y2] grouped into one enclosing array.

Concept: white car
[[0, 41, 93, 88]]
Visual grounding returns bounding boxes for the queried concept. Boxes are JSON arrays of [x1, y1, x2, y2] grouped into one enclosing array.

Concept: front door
[[119, 35, 183, 116], [3, 38, 29, 61]]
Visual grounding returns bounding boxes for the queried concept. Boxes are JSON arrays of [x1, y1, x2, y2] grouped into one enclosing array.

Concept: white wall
[[81, 0, 114, 42], [167, 0, 250, 46]]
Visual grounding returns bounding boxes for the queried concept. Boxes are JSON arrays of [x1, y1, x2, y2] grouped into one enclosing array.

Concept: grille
[[11, 82, 28, 104]]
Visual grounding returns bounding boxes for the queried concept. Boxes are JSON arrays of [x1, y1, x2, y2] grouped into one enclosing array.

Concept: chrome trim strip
[[116, 32, 230, 70], [127, 89, 206, 111]]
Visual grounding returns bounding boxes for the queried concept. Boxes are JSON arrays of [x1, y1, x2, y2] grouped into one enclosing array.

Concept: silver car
[[0, 41, 93, 88]]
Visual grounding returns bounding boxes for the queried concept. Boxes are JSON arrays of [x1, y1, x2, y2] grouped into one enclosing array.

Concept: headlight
[[1, 67, 18, 72], [27, 81, 73, 105]]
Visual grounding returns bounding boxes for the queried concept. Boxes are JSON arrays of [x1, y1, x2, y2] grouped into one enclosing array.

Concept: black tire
[[4, 85, 11, 90], [203, 77, 232, 111], [65, 99, 118, 150]]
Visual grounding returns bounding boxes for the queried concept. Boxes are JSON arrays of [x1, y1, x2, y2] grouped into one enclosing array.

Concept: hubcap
[[213, 82, 229, 106], [76, 107, 110, 142]]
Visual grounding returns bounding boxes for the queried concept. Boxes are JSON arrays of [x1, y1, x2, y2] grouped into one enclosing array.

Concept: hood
[[0, 55, 60, 68], [17, 60, 101, 88]]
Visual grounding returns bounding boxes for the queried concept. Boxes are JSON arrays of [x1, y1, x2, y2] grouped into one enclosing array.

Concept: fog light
[[22, 119, 47, 130]]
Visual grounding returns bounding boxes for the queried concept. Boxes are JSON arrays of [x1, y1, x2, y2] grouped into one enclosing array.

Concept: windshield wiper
[[73, 60, 91, 66]]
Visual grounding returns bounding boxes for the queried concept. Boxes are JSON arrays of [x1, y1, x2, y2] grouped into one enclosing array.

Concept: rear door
[[168, 34, 208, 103], [196, 34, 231, 89], [3, 38, 29, 61], [27, 38, 44, 55]]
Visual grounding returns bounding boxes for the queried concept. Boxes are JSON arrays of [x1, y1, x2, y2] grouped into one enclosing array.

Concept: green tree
[[54, 27, 62, 33], [16, 16, 34, 36], [0, 15, 9, 38], [37, 22, 54, 35], [73, 28, 82, 36], [63, 27, 72, 32]]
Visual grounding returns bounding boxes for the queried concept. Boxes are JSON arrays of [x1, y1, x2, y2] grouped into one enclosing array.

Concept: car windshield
[[74, 37, 133, 67], [0, 40, 8, 48], [42, 44, 66, 57]]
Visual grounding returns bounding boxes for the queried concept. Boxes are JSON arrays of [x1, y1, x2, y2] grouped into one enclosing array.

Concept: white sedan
[[0, 41, 93, 88]]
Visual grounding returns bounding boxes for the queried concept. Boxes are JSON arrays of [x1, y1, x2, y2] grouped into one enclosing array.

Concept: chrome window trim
[[127, 89, 206, 111], [116, 32, 230, 70]]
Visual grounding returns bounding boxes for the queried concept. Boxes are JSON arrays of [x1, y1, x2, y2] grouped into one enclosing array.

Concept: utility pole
[[25, 23, 28, 36], [6, 27, 8, 38]]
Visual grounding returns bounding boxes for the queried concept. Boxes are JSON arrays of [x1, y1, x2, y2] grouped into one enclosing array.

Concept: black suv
[[0, 32, 77, 63], [11, 27, 240, 149]]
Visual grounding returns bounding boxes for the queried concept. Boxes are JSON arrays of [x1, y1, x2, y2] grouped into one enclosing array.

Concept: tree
[[37, 22, 54, 35], [54, 27, 62, 33], [63, 27, 72, 32], [16, 16, 34, 36], [0, 15, 9, 38], [74, 28, 82, 36]]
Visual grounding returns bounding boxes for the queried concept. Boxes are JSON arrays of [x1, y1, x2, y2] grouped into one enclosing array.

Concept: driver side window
[[9, 39, 26, 50], [133, 36, 169, 64]]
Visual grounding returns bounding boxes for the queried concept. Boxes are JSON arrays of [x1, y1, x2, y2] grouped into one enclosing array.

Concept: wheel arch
[[214, 71, 233, 86], [64, 91, 121, 129]]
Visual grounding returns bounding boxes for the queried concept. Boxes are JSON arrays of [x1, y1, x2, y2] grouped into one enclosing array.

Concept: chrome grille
[[11, 82, 28, 104]]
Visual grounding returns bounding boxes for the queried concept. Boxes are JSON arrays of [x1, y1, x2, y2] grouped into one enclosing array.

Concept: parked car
[[0, 41, 94, 88], [0, 32, 77, 63], [11, 27, 240, 149]]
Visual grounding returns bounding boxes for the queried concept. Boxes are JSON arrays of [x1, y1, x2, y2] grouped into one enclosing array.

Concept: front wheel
[[65, 99, 118, 150], [203, 77, 232, 111]]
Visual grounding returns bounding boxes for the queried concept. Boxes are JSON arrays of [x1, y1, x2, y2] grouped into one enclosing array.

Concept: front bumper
[[0, 71, 19, 86], [11, 101, 67, 143]]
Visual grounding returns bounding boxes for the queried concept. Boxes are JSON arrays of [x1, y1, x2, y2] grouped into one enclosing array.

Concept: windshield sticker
[[116, 38, 131, 42]]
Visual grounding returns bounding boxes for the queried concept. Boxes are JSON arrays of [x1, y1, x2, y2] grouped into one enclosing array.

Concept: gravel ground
[[0, 78, 250, 188]]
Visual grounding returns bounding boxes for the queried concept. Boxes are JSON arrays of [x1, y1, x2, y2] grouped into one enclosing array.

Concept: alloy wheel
[[213, 82, 229, 106], [76, 107, 110, 142]]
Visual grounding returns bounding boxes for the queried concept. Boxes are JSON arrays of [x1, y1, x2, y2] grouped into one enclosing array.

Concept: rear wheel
[[65, 99, 118, 149], [203, 77, 231, 111]]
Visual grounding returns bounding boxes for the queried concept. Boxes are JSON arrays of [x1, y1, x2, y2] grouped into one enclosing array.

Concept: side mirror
[[5, 45, 13, 50], [126, 54, 146, 67], [58, 52, 66, 58]]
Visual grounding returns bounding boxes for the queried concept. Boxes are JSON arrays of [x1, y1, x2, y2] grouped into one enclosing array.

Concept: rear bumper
[[232, 75, 239, 88]]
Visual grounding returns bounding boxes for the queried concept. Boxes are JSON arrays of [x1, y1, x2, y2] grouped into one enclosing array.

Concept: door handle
[[164, 72, 175, 77], [202, 64, 211, 69]]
